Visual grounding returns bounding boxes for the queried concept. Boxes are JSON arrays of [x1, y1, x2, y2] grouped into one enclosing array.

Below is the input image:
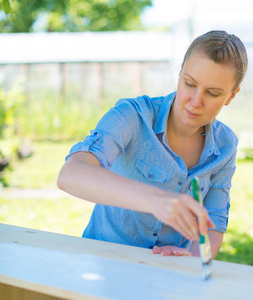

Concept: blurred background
[[0, 0, 253, 265]]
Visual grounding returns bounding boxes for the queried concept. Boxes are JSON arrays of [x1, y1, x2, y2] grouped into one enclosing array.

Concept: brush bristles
[[202, 261, 212, 280], [199, 240, 212, 280]]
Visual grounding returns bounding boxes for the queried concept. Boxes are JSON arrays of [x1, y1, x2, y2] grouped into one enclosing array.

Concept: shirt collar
[[153, 91, 176, 135], [205, 122, 221, 156], [153, 91, 220, 156]]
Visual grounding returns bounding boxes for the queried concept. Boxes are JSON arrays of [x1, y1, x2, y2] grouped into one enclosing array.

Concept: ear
[[225, 86, 240, 106]]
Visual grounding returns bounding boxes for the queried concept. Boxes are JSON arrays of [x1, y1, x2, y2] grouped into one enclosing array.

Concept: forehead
[[182, 52, 236, 90]]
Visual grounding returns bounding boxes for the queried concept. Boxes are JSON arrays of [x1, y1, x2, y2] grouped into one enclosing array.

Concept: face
[[174, 52, 240, 129]]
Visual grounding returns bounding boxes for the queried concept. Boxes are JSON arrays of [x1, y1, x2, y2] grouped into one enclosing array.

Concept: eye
[[185, 82, 195, 87], [207, 91, 219, 97]]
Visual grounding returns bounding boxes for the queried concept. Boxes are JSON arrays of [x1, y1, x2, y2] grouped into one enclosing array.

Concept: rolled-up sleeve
[[66, 98, 141, 169], [204, 149, 237, 233]]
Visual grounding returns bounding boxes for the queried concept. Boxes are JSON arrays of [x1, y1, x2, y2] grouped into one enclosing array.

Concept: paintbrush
[[191, 176, 212, 280]]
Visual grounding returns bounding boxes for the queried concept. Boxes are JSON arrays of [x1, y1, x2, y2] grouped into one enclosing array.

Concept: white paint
[[1, 241, 253, 300], [0, 242, 202, 300], [1, 224, 253, 300]]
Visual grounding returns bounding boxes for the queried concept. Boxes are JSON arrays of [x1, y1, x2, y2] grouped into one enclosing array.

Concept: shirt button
[[149, 245, 153, 249], [178, 181, 183, 186], [148, 174, 153, 179], [201, 187, 204, 192], [153, 232, 158, 237]]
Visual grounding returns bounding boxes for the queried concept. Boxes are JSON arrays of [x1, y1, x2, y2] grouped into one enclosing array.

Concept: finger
[[185, 196, 209, 236], [161, 247, 191, 256], [197, 208, 209, 236], [163, 198, 196, 240], [178, 206, 199, 240], [172, 215, 197, 240], [173, 248, 192, 256], [161, 246, 176, 256], [152, 246, 162, 254], [152, 246, 175, 255], [152, 246, 173, 254], [189, 204, 215, 235]]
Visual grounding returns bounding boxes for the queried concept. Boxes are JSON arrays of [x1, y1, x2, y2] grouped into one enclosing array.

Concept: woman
[[57, 30, 248, 258]]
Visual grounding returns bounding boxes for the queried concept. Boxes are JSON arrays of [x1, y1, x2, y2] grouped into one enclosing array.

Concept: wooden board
[[0, 282, 66, 300], [1, 223, 253, 300]]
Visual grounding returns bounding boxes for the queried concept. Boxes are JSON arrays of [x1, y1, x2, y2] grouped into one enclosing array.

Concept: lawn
[[216, 159, 253, 265], [0, 140, 94, 237], [4, 141, 74, 188], [0, 141, 253, 265]]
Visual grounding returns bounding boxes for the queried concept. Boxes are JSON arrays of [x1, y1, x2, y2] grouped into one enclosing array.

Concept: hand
[[152, 245, 192, 256], [149, 191, 215, 241]]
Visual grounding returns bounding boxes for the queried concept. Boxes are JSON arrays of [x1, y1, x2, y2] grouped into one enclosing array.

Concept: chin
[[181, 118, 201, 127]]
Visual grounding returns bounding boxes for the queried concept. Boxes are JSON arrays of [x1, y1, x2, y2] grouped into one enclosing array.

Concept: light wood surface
[[1, 223, 253, 300]]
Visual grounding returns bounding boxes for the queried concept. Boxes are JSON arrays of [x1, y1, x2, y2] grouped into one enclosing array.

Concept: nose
[[191, 90, 203, 108]]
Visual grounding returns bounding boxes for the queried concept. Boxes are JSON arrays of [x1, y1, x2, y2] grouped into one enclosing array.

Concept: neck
[[166, 103, 205, 141]]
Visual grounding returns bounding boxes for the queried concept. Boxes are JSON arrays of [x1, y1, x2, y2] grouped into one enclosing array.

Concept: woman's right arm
[[57, 150, 156, 214], [57, 151, 214, 241]]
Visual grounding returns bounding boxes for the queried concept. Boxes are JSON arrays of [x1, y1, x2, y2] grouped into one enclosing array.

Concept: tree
[[2, 0, 10, 14], [0, 0, 152, 32]]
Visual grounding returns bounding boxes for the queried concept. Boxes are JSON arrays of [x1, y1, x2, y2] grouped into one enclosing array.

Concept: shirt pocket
[[188, 177, 211, 199], [135, 159, 171, 184]]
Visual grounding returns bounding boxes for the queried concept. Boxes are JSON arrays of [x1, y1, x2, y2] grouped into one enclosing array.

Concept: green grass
[[5, 141, 74, 188], [216, 160, 253, 265], [0, 196, 94, 237], [0, 140, 95, 237], [1, 141, 253, 264]]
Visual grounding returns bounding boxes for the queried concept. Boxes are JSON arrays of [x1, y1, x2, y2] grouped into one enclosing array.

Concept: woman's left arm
[[153, 131, 237, 258], [190, 230, 223, 259]]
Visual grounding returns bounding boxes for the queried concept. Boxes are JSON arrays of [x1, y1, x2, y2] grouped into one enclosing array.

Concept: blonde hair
[[182, 30, 248, 91]]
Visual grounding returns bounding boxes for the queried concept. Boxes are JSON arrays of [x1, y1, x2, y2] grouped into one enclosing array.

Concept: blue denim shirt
[[66, 92, 238, 250]]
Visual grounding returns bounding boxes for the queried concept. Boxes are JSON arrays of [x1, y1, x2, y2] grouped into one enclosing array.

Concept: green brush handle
[[191, 177, 205, 244]]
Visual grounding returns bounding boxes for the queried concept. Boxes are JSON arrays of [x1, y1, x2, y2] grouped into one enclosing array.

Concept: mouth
[[185, 109, 201, 118]]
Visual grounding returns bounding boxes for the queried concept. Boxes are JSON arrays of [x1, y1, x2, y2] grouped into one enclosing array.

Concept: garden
[[0, 83, 253, 266]]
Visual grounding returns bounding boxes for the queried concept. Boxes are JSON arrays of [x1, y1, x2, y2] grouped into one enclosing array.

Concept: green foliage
[[0, 87, 24, 186], [0, 0, 152, 33], [0, 90, 4, 134], [2, 0, 11, 14], [0, 87, 24, 139], [0, 86, 27, 186], [0, 150, 10, 187], [2, 84, 115, 141], [18, 93, 110, 141]]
